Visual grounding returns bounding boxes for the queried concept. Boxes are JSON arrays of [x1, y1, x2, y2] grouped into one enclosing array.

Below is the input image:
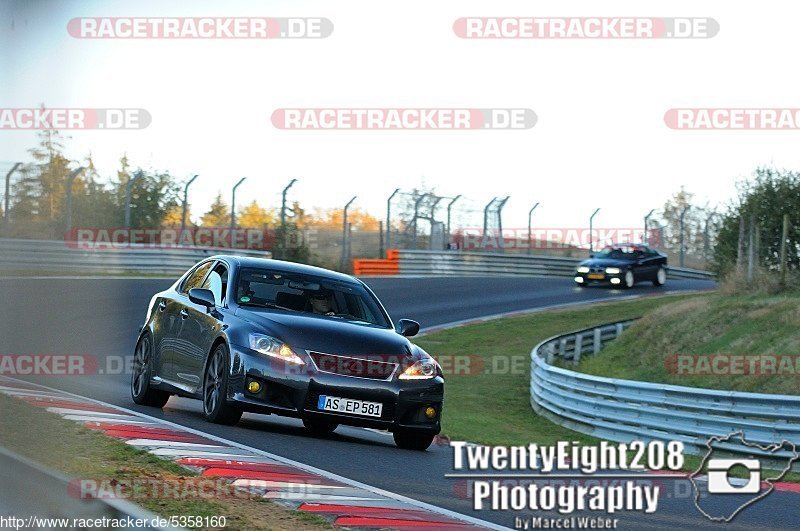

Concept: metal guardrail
[[397, 250, 715, 280], [530, 320, 800, 458], [0, 238, 272, 276], [0, 446, 178, 530]]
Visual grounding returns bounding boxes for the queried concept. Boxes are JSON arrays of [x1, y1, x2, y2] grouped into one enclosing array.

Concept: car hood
[[235, 308, 414, 357], [578, 258, 635, 269]]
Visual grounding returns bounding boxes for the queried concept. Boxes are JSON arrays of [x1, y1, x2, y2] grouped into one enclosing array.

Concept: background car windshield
[[237, 268, 390, 328], [595, 246, 640, 260]]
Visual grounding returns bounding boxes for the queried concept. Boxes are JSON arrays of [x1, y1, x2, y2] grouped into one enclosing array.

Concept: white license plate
[[317, 395, 383, 417]]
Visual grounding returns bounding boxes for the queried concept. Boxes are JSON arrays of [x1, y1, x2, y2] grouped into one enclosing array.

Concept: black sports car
[[574, 244, 667, 288], [131, 256, 443, 450]]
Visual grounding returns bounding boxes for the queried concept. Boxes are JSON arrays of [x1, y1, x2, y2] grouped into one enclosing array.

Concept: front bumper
[[574, 272, 624, 286], [227, 344, 443, 434]]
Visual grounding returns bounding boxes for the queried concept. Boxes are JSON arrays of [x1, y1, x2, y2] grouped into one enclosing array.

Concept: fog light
[[247, 380, 261, 393], [574, 276, 584, 283], [610, 278, 621, 285], [424, 406, 437, 419]]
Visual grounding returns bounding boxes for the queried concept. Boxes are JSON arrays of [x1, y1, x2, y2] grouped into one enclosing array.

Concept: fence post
[[593, 328, 602, 354], [679, 206, 690, 267], [780, 214, 790, 287], [737, 217, 746, 273], [747, 215, 755, 282], [378, 220, 384, 258], [341, 196, 357, 271]]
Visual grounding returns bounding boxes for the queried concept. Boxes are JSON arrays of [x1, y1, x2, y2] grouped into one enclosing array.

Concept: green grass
[[416, 293, 699, 446], [577, 292, 800, 395], [416, 291, 800, 482], [0, 394, 333, 530]]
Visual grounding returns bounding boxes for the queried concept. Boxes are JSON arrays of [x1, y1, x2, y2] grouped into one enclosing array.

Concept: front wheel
[[653, 267, 667, 287], [623, 270, 635, 289], [393, 430, 435, 451], [202, 343, 242, 425]]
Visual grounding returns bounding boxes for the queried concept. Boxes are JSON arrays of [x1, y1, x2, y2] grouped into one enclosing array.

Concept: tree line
[[1, 129, 380, 241]]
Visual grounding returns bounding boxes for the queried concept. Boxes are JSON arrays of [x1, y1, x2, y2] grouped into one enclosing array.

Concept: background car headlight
[[605, 267, 621, 274], [576, 266, 590, 273], [399, 359, 439, 380], [249, 333, 305, 365]]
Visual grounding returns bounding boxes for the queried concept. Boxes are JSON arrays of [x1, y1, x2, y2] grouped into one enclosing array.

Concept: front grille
[[308, 352, 398, 381]]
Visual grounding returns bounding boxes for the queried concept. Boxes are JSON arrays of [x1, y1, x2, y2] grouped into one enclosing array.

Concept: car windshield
[[236, 268, 390, 328], [593, 246, 642, 260]]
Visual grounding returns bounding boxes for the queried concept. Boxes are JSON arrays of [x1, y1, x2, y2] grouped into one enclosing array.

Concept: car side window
[[202, 263, 228, 306], [180, 261, 213, 294]]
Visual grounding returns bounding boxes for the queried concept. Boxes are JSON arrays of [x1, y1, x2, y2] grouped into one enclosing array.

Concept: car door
[[154, 261, 214, 383], [174, 260, 228, 392], [167, 260, 215, 391], [636, 248, 659, 279]]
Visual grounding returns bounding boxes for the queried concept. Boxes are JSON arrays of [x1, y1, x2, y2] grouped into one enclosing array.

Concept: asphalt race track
[[5, 275, 800, 529]]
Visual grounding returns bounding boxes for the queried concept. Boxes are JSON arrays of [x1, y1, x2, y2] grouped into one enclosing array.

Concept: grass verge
[[577, 292, 800, 395], [416, 293, 698, 447], [415, 291, 800, 482], [0, 393, 332, 530]]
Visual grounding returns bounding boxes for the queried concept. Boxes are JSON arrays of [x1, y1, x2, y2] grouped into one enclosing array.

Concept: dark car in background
[[131, 256, 443, 450], [574, 244, 667, 288]]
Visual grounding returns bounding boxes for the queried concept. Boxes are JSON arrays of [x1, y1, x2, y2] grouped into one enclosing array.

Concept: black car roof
[[208, 255, 360, 283]]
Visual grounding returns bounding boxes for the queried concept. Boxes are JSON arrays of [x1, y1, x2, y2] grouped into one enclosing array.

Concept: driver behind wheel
[[309, 290, 335, 315]]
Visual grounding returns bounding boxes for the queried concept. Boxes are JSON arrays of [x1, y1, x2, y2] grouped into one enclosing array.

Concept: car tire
[[303, 418, 339, 436], [131, 334, 170, 408], [393, 430, 435, 451], [623, 270, 635, 289], [653, 267, 667, 287], [202, 343, 243, 426]]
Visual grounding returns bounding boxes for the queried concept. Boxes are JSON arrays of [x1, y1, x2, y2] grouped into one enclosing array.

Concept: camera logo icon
[[706, 459, 761, 494], [691, 431, 799, 522]]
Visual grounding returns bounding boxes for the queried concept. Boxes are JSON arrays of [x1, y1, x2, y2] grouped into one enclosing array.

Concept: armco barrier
[[353, 249, 715, 280], [0, 238, 271, 276], [530, 320, 800, 458], [0, 446, 175, 530]]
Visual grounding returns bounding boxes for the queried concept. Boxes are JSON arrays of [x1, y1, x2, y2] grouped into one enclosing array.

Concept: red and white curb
[[0, 376, 505, 530]]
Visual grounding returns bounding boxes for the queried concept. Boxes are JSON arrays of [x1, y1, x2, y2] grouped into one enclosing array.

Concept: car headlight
[[249, 334, 305, 365], [399, 359, 439, 380], [576, 266, 590, 273], [605, 267, 621, 274]]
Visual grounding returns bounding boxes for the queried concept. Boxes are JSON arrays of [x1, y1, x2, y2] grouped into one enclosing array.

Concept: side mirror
[[188, 288, 216, 309], [397, 319, 420, 337], [589, 253, 595, 258]]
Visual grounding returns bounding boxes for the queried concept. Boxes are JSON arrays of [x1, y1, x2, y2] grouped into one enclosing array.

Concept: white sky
[[2, 0, 800, 229]]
